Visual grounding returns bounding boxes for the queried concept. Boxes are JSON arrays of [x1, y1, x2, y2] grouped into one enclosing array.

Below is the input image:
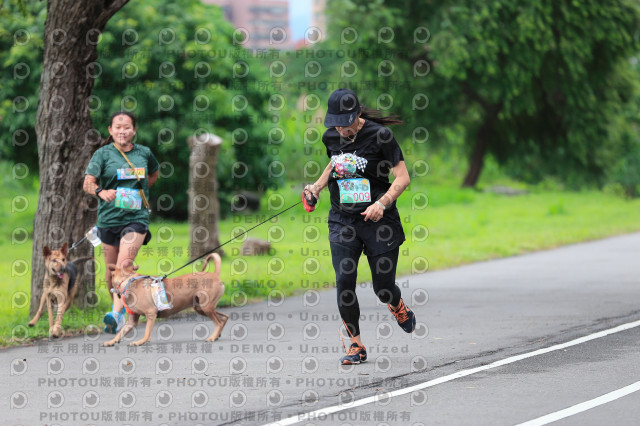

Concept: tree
[[28, 0, 130, 316], [431, 0, 640, 187], [322, 0, 640, 188]]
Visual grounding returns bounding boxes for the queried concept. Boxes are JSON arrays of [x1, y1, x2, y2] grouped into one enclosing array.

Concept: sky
[[287, 0, 311, 42]]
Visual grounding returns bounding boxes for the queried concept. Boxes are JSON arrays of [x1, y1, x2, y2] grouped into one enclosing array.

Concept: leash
[[161, 200, 303, 279], [70, 226, 102, 251], [69, 236, 88, 251], [70, 193, 315, 277]]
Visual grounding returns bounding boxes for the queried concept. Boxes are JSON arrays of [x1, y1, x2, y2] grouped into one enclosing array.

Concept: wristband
[[95, 187, 103, 196], [375, 200, 386, 210]]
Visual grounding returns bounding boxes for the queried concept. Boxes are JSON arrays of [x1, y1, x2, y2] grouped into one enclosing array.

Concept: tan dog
[[104, 253, 228, 347], [28, 243, 88, 337]]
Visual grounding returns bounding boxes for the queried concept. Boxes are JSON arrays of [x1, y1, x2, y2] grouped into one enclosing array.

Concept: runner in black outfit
[[303, 88, 416, 365]]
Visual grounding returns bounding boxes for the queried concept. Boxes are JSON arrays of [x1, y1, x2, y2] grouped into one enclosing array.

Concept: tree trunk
[[188, 133, 223, 260], [462, 118, 493, 188], [31, 0, 129, 316]]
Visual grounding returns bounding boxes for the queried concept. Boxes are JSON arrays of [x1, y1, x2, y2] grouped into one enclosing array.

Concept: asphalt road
[[2, 232, 640, 426]]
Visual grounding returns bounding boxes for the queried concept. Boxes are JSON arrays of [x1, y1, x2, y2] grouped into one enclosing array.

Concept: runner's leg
[[367, 247, 401, 307], [330, 242, 363, 342]]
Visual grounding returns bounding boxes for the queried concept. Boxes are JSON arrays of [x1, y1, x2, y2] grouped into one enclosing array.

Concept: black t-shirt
[[322, 119, 404, 217]]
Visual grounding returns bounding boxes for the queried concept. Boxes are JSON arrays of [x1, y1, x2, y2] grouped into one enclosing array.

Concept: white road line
[[515, 381, 640, 426], [264, 319, 640, 426]]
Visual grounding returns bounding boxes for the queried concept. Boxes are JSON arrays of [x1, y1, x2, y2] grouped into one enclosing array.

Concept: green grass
[[2, 171, 640, 346]]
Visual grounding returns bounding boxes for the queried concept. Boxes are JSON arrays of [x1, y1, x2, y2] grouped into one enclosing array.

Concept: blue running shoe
[[389, 299, 416, 333], [103, 310, 125, 334], [103, 311, 118, 334]]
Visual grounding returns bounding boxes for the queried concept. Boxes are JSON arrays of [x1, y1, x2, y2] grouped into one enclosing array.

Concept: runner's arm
[[148, 170, 159, 187], [304, 161, 332, 200], [379, 160, 410, 207], [83, 174, 100, 195]]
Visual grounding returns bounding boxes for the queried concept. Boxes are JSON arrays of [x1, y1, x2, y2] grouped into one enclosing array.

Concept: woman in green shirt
[[83, 111, 159, 334]]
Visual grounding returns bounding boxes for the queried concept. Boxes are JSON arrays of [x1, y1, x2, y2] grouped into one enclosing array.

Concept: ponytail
[[360, 106, 403, 126], [100, 134, 113, 147]]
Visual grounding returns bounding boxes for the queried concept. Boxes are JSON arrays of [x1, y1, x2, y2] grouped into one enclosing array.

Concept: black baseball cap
[[324, 88, 361, 128]]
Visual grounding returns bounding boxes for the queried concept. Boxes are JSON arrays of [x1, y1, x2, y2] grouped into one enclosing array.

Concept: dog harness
[[116, 275, 172, 314], [116, 275, 150, 315]]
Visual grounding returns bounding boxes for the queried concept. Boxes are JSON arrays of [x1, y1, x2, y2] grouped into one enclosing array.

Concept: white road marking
[[264, 319, 640, 426], [515, 381, 640, 426]]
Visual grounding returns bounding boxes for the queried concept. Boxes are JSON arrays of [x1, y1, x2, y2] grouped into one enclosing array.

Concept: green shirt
[[85, 143, 159, 227]]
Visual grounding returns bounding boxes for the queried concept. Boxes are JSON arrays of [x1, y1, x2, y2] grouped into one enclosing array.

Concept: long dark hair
[[103, 111, 138, 145], [360, 106, 403, 126]]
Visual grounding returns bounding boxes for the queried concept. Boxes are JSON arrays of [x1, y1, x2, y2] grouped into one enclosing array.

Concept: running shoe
[[388, 299, 416, 333], [103, 310, 125, 334], [340, 342, 367, 365]]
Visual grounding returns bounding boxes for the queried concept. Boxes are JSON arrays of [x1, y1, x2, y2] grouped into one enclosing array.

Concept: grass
[[2, 168, 640, 346]]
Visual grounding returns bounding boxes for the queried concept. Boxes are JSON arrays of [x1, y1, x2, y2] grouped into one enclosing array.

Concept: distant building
[[203, 0, 293, 50], [311, 0, 327, 42]]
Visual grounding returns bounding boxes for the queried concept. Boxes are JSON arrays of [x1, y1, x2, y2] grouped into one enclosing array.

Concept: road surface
[[2, 233, 639, 425]]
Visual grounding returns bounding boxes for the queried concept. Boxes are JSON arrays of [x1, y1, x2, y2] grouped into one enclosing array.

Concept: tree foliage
[[0, 2, 45, 169], [322, 0, 640, 188]]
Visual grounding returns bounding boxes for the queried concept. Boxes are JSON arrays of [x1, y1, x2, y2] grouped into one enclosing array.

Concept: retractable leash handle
[[302, 190, 317, 212]]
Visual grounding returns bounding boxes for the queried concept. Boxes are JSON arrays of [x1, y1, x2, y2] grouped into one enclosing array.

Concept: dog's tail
[[200, 253, 222, 279]]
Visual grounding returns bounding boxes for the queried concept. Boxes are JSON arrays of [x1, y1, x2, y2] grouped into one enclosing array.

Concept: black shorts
[[328, 208, 405, 257], [97, 222, 152, 246]]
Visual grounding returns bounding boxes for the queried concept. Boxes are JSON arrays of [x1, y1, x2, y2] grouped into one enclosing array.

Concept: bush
[[608, 144, 640, 198]]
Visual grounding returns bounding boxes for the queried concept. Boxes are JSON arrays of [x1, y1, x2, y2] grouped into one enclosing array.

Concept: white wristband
[[375, 200, 386, 210]]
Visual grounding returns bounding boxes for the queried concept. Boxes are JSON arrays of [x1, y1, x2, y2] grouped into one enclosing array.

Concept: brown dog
[[28, 243, 87, 337], [104, 253, 228, 347]]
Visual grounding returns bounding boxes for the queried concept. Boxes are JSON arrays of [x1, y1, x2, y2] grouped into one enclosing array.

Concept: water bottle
[[85, 226, 102, 247]]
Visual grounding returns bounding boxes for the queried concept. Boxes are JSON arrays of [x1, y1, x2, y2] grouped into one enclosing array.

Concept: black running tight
[[330, 242, 401, 338]]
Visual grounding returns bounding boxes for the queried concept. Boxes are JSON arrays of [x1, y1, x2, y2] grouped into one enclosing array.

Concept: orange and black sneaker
[[340, 342, 367, 365], [389, 299, 416, 333]]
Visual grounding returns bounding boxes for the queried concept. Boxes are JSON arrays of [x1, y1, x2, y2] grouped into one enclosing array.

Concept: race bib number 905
[[338, 178, 371, 203]]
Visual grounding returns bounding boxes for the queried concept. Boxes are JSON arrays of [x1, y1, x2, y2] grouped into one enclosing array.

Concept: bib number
[[115, 187, 143, 210], [117, 167, 146, 180], [338, 178, 371, 203]]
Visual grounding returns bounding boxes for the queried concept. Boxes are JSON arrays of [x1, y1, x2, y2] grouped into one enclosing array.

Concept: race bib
[[338, 178, 371, 203], [117, 167, 146, 180], [115, 187, 142, 210]]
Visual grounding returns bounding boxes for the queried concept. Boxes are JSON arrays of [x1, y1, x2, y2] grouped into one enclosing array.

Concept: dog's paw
[[103, 341, 116, 347], [129, 340, 149, 347], [28, 322, 36, 327]]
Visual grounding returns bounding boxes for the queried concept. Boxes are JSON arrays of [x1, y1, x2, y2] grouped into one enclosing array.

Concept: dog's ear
[[60, 242, 68, 257], [43, 246, 51, 258], [122, 264, 139, 274]]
